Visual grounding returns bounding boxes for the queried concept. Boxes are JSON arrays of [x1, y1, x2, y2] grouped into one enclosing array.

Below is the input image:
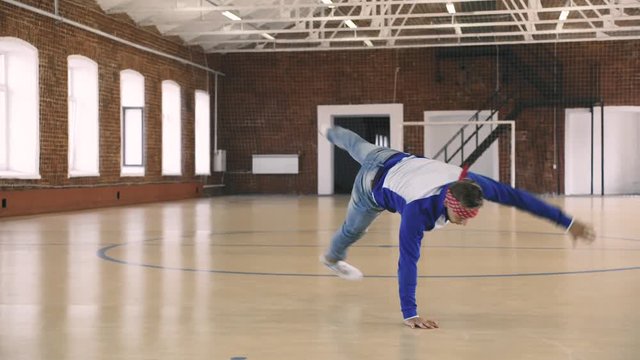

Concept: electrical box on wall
[[213, 150, 226, 172]]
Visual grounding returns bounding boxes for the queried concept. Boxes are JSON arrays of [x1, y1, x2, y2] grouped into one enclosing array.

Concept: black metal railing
[[432, 90, 510, 164], [431, 44, 574, 171]]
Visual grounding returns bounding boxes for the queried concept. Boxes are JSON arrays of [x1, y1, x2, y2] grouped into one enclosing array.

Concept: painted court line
[[96, 229, 640, 279]]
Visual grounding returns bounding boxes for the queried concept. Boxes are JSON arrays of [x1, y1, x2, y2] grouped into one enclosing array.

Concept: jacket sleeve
[[468, 173, 573, 229], [397, 205, 426, 320]]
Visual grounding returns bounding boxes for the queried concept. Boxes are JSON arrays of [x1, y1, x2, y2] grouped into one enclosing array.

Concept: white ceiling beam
[[310, 6, 333, 47], [308, 2, 333, 44], [285, 1, 337, 46], [97, 0, 640, 53], [572, 2, 608, 38], [390, 3, 418, 45], [204, 34, 640, 53], [587, 0, 617, 27], [107, 2, 640, 15], [107, 0, 510, 14], [556, 0, 570, 31], [520, 0, 538, 38], [370, 2, 390, 28], [525, 0, 541, 24], [199, 24, 640, 47], [330, 1, 363, 45], [584, 0, 608, 18], [167, 14, 640, 36], [360, 1, 374, 17], [131, 3, 640, 28], [167, 17, 637, 37], [502, 0, 531, 40]]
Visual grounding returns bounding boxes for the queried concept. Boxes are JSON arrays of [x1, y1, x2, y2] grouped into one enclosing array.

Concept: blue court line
[[201, 228, 640, 242], [96, 230, 640, 279], [96, 243, 640, 279], [7, 242, 640, 252], [105, 241, 640, 252]]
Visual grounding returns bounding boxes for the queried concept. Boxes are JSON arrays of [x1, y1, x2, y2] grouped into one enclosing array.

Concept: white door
[[565, 106, 640, 195]]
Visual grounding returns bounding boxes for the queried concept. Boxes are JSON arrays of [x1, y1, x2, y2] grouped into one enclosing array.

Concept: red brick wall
[[212, 41, 640, 195], [213, 49, 495, 194], [0, 0, 223, 216], [0, 183, 203, 217]]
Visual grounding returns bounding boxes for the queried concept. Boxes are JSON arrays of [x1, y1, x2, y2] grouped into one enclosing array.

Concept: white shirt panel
[[382, 157, 462, 203]]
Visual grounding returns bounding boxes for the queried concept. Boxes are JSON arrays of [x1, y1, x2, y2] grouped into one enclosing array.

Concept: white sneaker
[[320, 255, 363, 280], [318, 124, 331, 138]]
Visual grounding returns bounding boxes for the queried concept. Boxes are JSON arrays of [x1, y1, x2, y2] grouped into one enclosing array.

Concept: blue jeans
[[324, 126, 400, 262]]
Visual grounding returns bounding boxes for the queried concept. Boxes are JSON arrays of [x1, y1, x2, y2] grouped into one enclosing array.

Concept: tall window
[[0, 37, 39, 178], [194, 90, 211, 175], [0, 53, 5, 168], [120, 70, 145, 176], [68, 55, 99, 177], [161, 80, 181, 175]]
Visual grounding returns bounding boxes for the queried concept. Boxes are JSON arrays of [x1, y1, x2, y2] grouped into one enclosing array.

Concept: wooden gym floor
[[1, 195, 639, 360]]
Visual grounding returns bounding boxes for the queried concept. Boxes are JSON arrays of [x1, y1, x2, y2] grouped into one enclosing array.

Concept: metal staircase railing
[[462, 97, 599, 167], [431, 90, 510, 164], [431, 45, 563, 168]]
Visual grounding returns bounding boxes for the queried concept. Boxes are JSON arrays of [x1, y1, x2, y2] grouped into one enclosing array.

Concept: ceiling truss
[[95, 0, 640, 53]]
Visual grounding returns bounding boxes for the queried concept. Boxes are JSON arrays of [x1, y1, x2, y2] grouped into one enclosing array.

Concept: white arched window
[[194, 90, 210, 175], [161, 80, 181, 175], [120, 69, 145, 176], [68, 55, 99, 177], [0, 37, 40, 179]]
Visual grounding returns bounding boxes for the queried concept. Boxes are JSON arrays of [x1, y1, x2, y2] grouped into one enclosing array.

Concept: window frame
[[122, 106, 145, 167], [119, 69, 145, 177], [161, 80, 182, 176], [0, 52, 7, 171], [194, 90, 211, 176], [67, 55, 100, 178], [0, 37, 40, 179]]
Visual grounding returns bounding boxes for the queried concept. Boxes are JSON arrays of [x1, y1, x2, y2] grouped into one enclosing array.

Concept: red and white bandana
[[444, 165, 479, 220]]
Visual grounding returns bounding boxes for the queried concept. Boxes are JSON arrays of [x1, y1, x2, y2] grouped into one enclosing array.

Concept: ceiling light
[[559, 10, 570, 21], [344, 19, 357, 29], [261, 33, 275, 40], [446, 3, 456, 14], [222, 11, 241, 21], [364, 40, 373, 47], [320, 0, 336, 8]]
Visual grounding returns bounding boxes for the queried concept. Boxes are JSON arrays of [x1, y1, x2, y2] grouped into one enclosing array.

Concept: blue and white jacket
[[371, 153, 573, 320]]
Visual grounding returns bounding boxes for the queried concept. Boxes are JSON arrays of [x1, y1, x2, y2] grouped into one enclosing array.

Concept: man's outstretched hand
[[568, 220, 596, 246], [403, 317, 439, 329]]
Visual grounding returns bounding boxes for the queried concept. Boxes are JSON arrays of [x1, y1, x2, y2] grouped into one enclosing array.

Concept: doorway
[[317, 104, 403, 195], [333, 117, 390, 194]]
